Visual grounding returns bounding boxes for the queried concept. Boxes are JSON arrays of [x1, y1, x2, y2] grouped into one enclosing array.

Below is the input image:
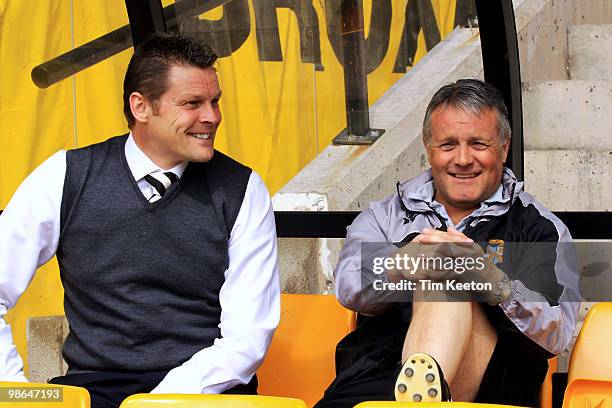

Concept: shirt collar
[[412, 180, 506, 206], [410, 180, 507, 230], [125, 133, 188, 182], [484, 183, 505, 204]]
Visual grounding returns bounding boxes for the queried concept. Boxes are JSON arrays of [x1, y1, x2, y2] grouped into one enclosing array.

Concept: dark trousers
[[315, 303, 550, 408], [49, 370, 257, 408]]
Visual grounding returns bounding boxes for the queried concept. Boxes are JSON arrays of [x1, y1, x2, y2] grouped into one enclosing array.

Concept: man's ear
[[129, 92, 150, 124], [501, 138, 511, 162]]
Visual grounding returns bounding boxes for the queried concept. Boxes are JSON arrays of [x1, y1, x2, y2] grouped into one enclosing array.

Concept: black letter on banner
[[252, 0, 322, 69], [453, 0, 477, 27], [394, 0, 441, 73], [174, 0, 250, 58], [325, 0, 392, 74]]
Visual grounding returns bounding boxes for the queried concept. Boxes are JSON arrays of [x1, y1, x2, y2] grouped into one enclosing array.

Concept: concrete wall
[[523, 81, 612, 151], [517, 0, 571, 82], [517, 0, 612, 83], [27, 316, 67, 383], [568, 24, 612, 80], [525, 150, 612, 211]]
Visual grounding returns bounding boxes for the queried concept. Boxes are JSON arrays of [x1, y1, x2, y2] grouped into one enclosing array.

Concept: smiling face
[[130, 64, 222, 169], [427, 105, 509, 221]]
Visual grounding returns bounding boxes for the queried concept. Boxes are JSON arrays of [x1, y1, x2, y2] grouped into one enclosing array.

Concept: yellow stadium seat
[[257, 295, 555, 408], [257, 294, 357, 407], [562, 379, 612, 408], [119, 394, 307, 407], [353, 402, 524, 408], [0, 381, 89, 408], [560, 303, 612, 408], [347, 357, 555, 408], [541, 357, 558, 408], [568, 302, 612, 383]]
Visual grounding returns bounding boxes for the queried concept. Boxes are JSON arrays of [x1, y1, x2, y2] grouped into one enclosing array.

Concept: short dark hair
[[422, 79, 511, 145], [123, 32, 218, 128]]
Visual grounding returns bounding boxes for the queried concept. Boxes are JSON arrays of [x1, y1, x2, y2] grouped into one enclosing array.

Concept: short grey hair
[[422, 79, 511, 146]]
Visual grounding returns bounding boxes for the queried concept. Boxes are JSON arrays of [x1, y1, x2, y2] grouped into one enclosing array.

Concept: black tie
[[144, 172, 178, 202]]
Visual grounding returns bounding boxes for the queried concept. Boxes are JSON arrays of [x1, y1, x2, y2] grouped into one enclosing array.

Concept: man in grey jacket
[[316, 79, 580, 407]]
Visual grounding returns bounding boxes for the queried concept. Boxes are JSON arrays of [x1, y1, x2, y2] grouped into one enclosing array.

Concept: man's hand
[[418, 228, 484, 280], [419, 228, 507, 284], [415, 227, 473, 245], [387, 228, 510, 302], [389, 228, 479, 282], [415, 227, 480, 263]]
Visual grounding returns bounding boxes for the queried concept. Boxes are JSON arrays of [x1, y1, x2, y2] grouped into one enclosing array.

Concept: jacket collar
[[397, 167, 523, 217]]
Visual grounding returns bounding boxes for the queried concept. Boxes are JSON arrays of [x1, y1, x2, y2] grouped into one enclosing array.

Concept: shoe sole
[[394, 352, 443, 402]]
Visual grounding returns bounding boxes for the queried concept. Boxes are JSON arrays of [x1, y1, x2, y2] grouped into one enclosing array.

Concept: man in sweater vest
[[0, 32, 280, 408]]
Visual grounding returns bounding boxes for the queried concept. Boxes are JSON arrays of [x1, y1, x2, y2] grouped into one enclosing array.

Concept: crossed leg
[[401, 300, 497, 401]]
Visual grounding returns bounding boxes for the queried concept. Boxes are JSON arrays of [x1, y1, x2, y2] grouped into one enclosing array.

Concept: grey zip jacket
[[334, 168, 580, 355]]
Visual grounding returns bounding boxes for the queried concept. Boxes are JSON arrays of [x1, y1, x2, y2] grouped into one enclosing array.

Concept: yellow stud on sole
[[394, 352, 443, 402]]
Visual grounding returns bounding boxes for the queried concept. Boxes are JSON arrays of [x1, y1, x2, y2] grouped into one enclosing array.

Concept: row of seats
[[1, 297, 609, 407], [562, 302, 612, 408]]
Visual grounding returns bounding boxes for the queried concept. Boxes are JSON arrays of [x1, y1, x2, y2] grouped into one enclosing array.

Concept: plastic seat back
[[257, 294, 356, 407], [562, 378, 612, 408], [0, 381, 89, 408], [353, 402, 525, 408], [568, 302, 612, 383], [119, 394, 307, 407], [541, 357, 557, 408], [350, 358, 555, 408]]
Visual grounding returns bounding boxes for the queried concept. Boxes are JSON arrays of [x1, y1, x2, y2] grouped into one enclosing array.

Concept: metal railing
[[0, 210, 609, 239]]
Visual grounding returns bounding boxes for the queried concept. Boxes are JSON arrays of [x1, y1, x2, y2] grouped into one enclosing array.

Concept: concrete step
[[522, 80, 612, 150], [568, 24, 612, 80], [524, 149, 612, 211]]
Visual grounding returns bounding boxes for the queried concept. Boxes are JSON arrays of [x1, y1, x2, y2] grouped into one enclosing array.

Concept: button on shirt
[[0, 134, 280, 393]]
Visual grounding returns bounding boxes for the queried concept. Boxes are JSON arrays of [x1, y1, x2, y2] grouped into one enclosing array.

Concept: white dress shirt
[[0, 134, 280, 393]]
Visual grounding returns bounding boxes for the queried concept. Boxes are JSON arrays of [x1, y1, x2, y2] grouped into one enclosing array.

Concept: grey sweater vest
[[57, 135, 251, 371]]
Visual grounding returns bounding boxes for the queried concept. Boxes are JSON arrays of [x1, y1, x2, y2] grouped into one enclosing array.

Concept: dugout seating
[[117, 294, 356, 407], [562, 379, 612, 408], [354, 403, 523, 408], [257, 294, 558, 408], [257, 294, 357, 406], [0, 381, 89, 407], [23, 297, 600, 408], [119, 394, 308, 407], [562, 302, 612, 408], [567, 302, 612, 383]]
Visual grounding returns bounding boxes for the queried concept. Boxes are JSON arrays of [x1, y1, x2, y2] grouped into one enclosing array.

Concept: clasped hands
[[387, 228, 501, 292]]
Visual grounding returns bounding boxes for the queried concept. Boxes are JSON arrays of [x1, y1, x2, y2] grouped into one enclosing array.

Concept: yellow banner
[[0, 0, 460, 374]]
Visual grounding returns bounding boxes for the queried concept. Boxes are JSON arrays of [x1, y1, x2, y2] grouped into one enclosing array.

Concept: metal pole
[[31, 0, 232, 89], [332, 0, 384, 145], [125, 0, 167, 47], [475, 0, 524, 181]]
